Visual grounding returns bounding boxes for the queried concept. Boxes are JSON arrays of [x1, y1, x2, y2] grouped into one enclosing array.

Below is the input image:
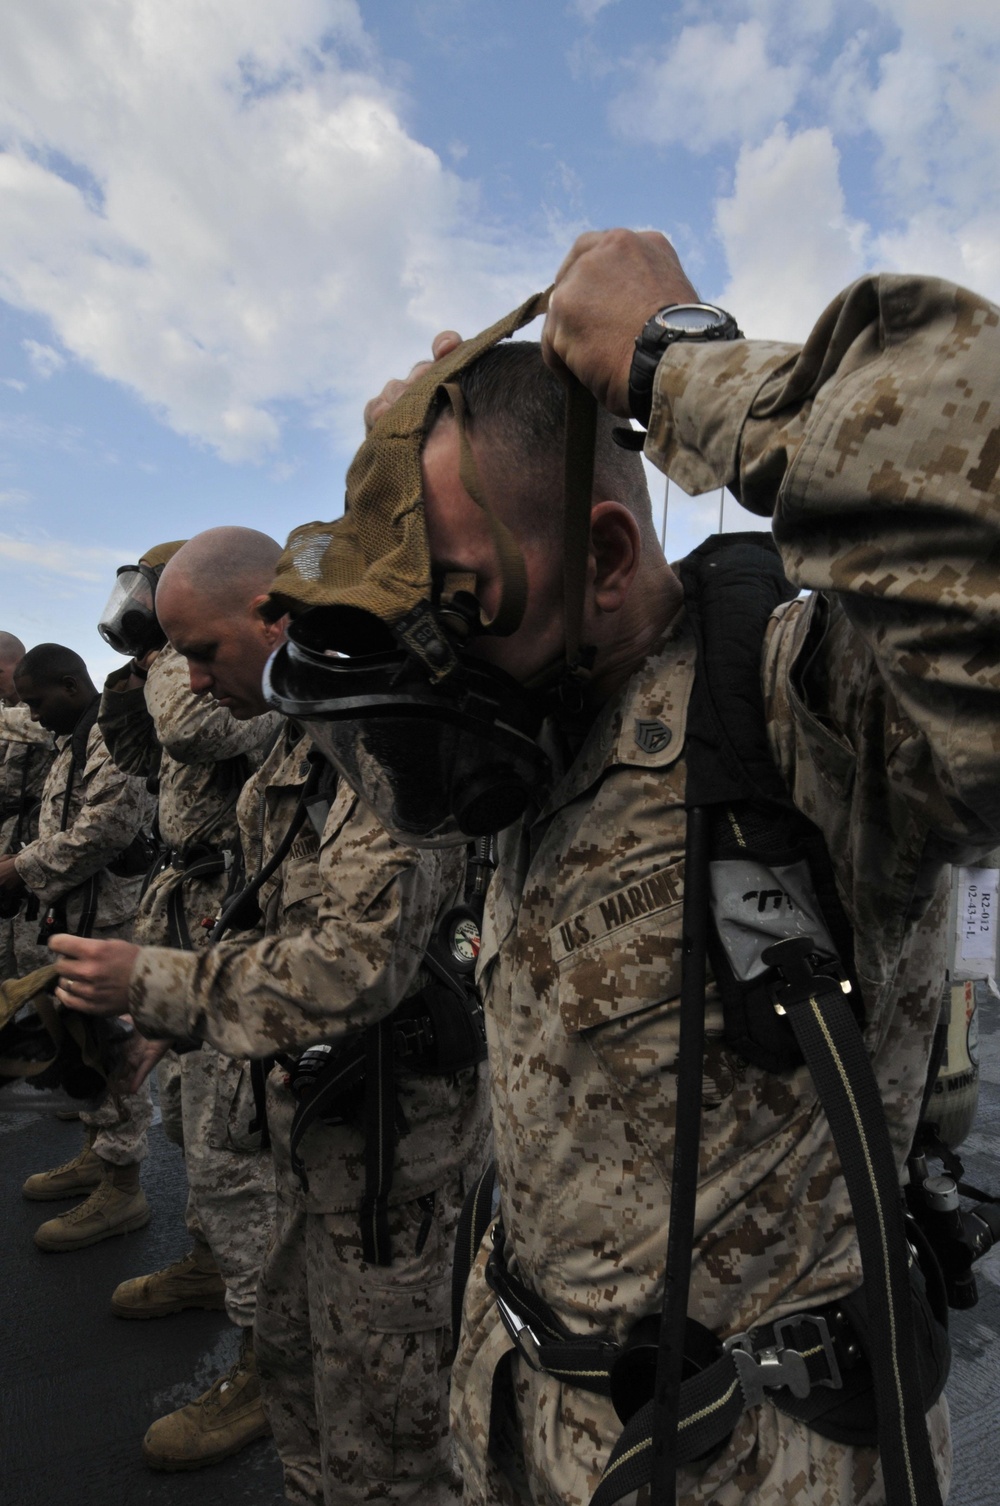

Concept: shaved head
[[0, 631, 26, 702], [156, 527, 285, 719], [0, 631, 25, 666], [158, 527, 282, 616]]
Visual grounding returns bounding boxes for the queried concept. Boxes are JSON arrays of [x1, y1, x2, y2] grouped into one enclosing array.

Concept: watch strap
[[629, 304, 742, 428]]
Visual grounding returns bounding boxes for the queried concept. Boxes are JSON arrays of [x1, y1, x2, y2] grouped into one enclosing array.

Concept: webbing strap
[[589, 977, 944, 1506], [649, 805, 710, 1506], [360, 1017, 396, 1266], [783, 985, 943, 1506], [439, 382, 528, 639], [562, 378, 598, 676]]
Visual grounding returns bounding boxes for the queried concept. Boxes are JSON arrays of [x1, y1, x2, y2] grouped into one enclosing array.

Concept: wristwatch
[[629, 303, 742, 428]]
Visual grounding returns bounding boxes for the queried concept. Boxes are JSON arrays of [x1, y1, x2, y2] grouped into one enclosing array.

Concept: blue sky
[[2, 0, 998, 681]]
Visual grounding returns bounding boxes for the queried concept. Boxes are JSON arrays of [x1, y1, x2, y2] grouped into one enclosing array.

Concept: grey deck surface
[[2, 1011, 998, 1505]]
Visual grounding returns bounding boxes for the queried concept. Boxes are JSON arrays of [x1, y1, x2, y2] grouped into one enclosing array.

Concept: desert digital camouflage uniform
[[100, 644, 279, 1326], [0, 703, 55, 978], [14, 703, 156, 1163], [123, 722, 492, 1506], [450, 274, 1000, 1506]]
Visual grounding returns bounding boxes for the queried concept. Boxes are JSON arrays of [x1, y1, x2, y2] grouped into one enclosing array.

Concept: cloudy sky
[[1, 0, 998, 680]]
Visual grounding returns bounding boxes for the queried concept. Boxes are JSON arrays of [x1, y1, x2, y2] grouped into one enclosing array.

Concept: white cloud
[[715, 125, 868, 341], [0, 0, 556, 463], [610, 19, 804, 153], [21, 338, 65, 378], [0, 533, 124, 580]]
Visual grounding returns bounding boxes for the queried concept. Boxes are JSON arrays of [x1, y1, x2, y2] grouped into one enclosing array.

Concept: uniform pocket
[[553, 862, 685, 1035], [553, 864, 686, 1144], [208, 1056, 263, 1153]]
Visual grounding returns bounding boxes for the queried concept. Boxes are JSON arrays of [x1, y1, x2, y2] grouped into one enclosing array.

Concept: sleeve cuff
[[128, 946, 201, 1039], [645, 338, 800, 498]]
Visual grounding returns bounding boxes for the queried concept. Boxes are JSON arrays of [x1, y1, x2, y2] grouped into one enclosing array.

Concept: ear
[[60, 674, 79, 695], [589, 502, 641, 613], [250, 594, 288, 646]]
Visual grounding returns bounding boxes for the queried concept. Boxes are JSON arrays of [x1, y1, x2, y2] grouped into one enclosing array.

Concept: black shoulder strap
[[60, 697, 101, 833], [676, 531, 797, 809], [641, 535, 943, 1506]]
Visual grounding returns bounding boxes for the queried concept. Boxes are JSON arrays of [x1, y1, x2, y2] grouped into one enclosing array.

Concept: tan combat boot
[[33, 1159, 150, 1251], [141, 1328, 271, 1470], [22, 1127, 103, 1201], [112, 1241, 227, 1319]]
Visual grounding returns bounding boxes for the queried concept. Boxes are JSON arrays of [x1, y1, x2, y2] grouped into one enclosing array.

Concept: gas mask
[[97, 539, 187, 658], [98, 564, 164, 657], [264, 294, 599, 846], [263, 605, 550, 846]]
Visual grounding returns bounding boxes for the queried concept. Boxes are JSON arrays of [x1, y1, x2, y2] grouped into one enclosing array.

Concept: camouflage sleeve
[[127, 790, 461, 1056], [13, 728, 151, 906], [0, 706, 54, 748], [646, 273, 1000, 838], [99, 662, 161, 779], [145, 646, 279, 765]]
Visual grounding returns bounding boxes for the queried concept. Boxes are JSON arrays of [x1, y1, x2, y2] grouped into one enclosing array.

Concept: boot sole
[[35, 1207, 151, 1252], [141, 1421, 272, 1471], [112, 1294, 227, 1320], [23, 1180, 103, 1203]]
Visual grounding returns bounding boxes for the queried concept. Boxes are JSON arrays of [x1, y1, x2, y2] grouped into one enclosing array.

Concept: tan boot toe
[[23, 1142, 103, 1202], [112, 1246, 226, 1319], [34, 1178, 150, 1252], [141, 1337, 270, 1471]]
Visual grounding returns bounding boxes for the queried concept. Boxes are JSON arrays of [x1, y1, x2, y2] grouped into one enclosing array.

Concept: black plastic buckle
[[761, 936, 848, 1016]]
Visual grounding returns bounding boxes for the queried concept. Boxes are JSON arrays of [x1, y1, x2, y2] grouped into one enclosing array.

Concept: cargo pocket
[[356, 1200, 456, 1486], [208, 1056, 263, 1153]]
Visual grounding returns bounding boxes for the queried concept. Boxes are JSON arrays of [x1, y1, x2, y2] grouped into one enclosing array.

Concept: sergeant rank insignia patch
[[634, 718, 672, 754]]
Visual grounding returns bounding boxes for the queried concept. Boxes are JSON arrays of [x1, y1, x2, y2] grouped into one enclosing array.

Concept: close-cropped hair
[[15, 642, 89, 686], [452, 341, 655, 543]]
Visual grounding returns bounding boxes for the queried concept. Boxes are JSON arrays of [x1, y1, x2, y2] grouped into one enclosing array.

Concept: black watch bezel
[[628, 302, 742, 428]]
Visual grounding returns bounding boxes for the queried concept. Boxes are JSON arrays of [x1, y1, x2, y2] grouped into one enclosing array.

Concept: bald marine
[[0, 631, 26, 704], [156, 527, 286, 720]]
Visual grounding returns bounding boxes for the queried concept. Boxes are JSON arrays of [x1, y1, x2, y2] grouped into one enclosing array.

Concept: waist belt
[[147, 843, 237, 951], [485, 1221, 948, 1505]]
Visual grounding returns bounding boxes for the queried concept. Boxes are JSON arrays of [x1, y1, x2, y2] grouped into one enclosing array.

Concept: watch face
[[653, 304, 726, 336]]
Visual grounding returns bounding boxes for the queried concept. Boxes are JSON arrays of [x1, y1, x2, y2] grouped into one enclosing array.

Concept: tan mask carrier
[[269, 291, 600, 691]]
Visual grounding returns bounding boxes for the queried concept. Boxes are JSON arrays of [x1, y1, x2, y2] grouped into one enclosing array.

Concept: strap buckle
[[493, 1290, 543, 1371], [724, 1312, 842, 1407]]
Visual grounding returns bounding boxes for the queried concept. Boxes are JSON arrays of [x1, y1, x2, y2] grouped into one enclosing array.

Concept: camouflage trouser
[[157, 1051, 184, 1147], [81, 1080, 153, 1166], [157, 1046, 275, 1328], [254, 1178, 462, 1506]]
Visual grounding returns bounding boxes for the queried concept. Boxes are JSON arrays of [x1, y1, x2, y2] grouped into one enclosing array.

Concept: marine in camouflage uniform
[[98, 642, 279, 1468], [446, 269, 1000, 1505], [12, 653, 157, 1248], [120, 721, 491, 1505], [0, 702, 55, 979]]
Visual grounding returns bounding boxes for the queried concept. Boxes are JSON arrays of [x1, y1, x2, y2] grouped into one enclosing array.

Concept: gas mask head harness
[[264, 292, 601, 846], [97, 539, 187, 659]]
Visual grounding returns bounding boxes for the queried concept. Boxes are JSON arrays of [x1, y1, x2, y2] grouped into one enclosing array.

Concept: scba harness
[[211, 745, 490, 1267], [478, 533, 951, 1506], [284, 882, 488, 1267]]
